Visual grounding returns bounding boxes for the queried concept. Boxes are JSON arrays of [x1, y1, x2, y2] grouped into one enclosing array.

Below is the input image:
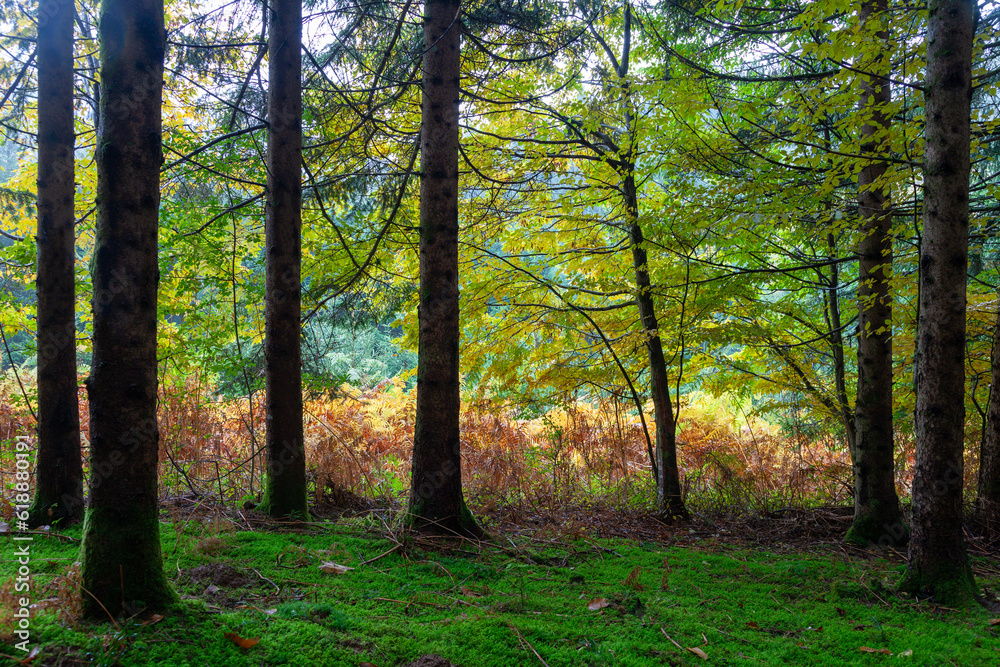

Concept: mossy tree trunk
[[405, 0, 482, 538], [29, 0, 82, 527], [258, 0, 309, 520], [80, 0, 175, 618], [899, 0, 977, 606], [977, 303, 1000, 513], [847, 0, 904, 547]]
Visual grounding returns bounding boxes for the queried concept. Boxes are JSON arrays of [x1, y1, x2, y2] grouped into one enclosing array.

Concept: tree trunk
[[258, 0, 309, 519], [899, 0, 977, 606], [29, 0, 82, 527], [624, 176, 688, 521], [847, 0, 905, 547], [609, 4, 687, 521], [977, 303, 1000, 512], [405, 0, 482, 537], [80, 0, 175, 617]]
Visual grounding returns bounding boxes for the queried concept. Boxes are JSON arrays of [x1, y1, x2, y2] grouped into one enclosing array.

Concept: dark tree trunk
[[29, 0, 82, 527], [977, 304, 1000, 512], [899, 0, 977, 606], [258, 0, 309, 519], [624, 177, 688, 521], [405, 0, 482, 537], [80, 0, 175, 617], [847, 0, 904, 547]]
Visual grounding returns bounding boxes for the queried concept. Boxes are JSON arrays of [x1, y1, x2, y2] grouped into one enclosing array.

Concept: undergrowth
[[0, 376, 888, 518]]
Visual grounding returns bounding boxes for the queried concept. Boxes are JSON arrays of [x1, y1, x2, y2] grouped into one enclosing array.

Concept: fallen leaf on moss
[[17, 645, 40, 664], [587, 597, 609, 611], [859, 646, 890, 655], [687, 647, 708, 660], [224, 632, 259, 649], [320, 561, 354, 575]]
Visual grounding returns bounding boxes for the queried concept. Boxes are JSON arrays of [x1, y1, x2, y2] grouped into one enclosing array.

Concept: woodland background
[[0, 0, 995, 568]]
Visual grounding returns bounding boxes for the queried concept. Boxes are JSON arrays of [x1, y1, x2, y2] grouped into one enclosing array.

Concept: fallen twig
[[507, 621, 550, 667]]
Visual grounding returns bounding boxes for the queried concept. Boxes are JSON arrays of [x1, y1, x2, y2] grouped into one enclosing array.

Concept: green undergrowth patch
[[1, 517, 998, 666]]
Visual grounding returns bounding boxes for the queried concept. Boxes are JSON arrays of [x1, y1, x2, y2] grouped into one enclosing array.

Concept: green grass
[[1, 517, 997, 666]]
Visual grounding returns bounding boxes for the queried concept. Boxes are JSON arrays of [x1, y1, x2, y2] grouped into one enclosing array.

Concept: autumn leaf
[[224, 632, 259, 649], [746, 621, 760, 630], [17, 645, 40, 664], [989, 619, 1000, 626], [587, 597, 610, 611], [687, 647, 708, 660], [319, 561, 354, 575], [142, 613, 164, 626], [859, 646, 891, 655]]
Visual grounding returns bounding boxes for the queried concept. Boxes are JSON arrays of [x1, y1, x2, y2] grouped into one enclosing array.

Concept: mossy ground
[[1, 515, 998, 666]]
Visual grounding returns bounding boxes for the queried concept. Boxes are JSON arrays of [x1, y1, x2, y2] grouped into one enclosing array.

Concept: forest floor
[[2, 503, 999, 667]]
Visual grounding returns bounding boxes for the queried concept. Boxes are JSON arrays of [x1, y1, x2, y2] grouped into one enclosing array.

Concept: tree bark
[[258, 0, 309, 519], [977, 302, 1000, 512], [899, 0, 977, 606], [624, 178, 688, 520], [29, 0, 82, 527], [405, 0, 482, 537], [612, 4, 687, 521], [80, 0, 175, 617], [847, 0, 905, 547]]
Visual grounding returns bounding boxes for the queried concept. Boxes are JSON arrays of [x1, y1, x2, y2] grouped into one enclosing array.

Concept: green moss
[[898, 559, 979, 608], [831, 579, 866, 599], [4, 519, 998, 666]]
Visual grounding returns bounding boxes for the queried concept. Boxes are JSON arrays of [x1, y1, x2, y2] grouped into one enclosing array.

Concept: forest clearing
[[2, 0, 1000, 663]]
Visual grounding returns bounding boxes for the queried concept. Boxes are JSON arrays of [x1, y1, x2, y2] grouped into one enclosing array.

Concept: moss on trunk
[[80, 506, 177, 617], [898, 560, 978, 608]]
